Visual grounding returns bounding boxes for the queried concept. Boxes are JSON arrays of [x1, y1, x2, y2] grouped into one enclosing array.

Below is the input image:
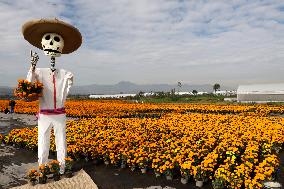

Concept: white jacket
[[27, 67, 73, 110]]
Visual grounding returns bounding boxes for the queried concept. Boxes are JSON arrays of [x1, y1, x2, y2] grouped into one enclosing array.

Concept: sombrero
[[22, 18, 82, 54]]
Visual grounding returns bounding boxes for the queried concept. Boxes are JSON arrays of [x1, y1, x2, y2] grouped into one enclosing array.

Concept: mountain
[[70, 81, 235, 95], [0, 82, 235, 96], [0, 87, 13, 96]]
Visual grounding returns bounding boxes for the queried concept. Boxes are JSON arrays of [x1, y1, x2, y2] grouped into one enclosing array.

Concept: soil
[[74, 160, 213, 189], [0, 113, 283, 189]]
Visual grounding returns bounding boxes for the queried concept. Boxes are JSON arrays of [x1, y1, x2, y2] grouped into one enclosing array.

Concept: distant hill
[[0, 82, 235, 96], [0, 87, 13, 96], [70, 81, 235, 95]]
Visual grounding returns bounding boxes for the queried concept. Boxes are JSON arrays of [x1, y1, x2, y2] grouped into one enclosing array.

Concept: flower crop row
[[1, 99, 284, 117], [2, 112, 283, 188]]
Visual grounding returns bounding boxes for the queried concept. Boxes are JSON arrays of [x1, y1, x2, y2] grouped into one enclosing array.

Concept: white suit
[[27, 67, 73, 173]]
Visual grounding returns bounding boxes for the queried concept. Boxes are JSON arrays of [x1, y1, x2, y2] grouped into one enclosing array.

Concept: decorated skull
[[41, 33, 64, 57]]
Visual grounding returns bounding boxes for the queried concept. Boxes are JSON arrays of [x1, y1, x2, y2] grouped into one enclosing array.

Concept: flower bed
[[3, 111, 284, 188]]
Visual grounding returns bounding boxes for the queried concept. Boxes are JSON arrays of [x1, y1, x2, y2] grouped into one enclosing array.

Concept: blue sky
[[1, 0, 284, 88]]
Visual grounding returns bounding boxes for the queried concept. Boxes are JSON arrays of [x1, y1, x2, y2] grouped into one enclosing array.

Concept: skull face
[[41, 33, 64, 57]]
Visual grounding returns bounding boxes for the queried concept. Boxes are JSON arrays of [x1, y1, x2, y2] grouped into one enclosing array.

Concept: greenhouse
[[237, 83, 284, 103]]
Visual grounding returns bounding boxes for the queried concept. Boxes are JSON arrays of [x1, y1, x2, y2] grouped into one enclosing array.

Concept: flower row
[[1, 99, 284, 117]]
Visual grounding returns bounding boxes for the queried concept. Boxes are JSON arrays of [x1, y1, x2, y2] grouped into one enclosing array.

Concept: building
[[197, 91, 208, 95], [89, 94, 136, 99], [215, 90, 237, 96], [237, 83, 284, 103], [174, 92, 193, 95]]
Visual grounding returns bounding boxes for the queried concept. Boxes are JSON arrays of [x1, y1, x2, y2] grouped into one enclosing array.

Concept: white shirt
[[27, 67, 73, 110]]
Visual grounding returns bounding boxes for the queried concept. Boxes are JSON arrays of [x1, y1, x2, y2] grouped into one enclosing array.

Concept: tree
[[213, 83, 220, 93], [177, 81, 182, 92], [192, 90, 198, 95], [137, 91, 144, 98], [134, 91, 144, 100], [170, 88, 176, 96]]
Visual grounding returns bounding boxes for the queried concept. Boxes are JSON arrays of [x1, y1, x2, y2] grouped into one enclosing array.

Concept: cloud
[[0, 0, 284, 88]]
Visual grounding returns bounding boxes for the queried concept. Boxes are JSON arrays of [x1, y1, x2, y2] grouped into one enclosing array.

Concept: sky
[[0, 0, 284, 89]]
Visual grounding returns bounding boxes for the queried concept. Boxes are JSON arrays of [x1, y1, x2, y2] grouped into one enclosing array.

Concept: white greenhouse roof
[[237, 83, 284, 94], [89, 94, 136, 98]]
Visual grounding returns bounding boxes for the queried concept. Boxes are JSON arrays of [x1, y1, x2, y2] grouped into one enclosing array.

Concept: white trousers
[[38, 114, 67, 173]]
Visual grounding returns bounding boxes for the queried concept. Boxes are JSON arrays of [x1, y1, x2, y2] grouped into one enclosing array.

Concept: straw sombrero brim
[[22, 18, 82, 54]]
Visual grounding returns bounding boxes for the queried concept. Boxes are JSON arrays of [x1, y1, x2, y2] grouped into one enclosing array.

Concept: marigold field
[[0, 99, 283, 188]]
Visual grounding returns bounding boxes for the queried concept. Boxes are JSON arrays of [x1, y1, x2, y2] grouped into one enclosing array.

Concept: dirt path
[[0, 145, 39, 188]]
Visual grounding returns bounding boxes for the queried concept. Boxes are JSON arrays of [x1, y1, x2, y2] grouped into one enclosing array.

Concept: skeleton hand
[[30, 50, 39, 70]]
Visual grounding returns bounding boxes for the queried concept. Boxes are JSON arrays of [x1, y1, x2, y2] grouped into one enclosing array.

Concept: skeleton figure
[[22, 18, 82, 174], [27, 34, 71, 173]]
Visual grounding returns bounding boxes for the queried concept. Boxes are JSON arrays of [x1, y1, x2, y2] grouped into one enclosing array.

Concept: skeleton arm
[[30, 50, 39, 71], [27, 50, 39, 82]]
